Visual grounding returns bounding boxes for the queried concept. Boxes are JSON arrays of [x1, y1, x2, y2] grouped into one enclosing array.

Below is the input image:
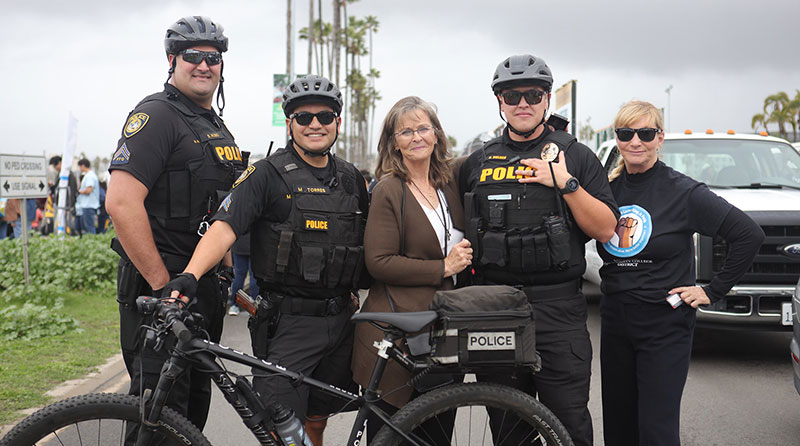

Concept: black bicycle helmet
[[491, 54, 553, 93], [164, 16, 228, 55], [282, 75, 343, 117]]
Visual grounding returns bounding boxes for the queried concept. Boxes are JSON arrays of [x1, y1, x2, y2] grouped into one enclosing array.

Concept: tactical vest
[[138, 91, 246, 234], [464, 130, 584, 285], [252, 148, 367, 297]]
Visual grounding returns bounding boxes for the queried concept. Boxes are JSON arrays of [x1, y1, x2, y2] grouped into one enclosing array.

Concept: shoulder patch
[[124, 113, 149, 138], [111, 143, 131, 165], [232, 165, 255, 189], [219, 193, 232, 212]]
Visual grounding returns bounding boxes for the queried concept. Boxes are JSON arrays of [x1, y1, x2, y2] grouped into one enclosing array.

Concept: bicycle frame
[[136, 318, 433, 446]]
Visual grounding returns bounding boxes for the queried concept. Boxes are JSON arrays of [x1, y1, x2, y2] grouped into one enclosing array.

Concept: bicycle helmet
[[282, 75, 343, 117], [491, 54, 553, 93], [164, 16, 228, 55]]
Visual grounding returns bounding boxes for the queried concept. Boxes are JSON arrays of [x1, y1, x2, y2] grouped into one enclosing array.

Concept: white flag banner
[[56, 112, 78, 236]]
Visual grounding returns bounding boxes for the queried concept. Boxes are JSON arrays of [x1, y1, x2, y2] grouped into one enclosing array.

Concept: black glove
[[162, 273, 198, 299], [217, 266, 235, 285]]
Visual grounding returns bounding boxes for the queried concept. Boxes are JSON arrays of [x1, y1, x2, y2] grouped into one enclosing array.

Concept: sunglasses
[[615, 127, 663, 142], [180, 49, 223, 66], [290, 111, 338, 126], [500, 89, 546, 106]]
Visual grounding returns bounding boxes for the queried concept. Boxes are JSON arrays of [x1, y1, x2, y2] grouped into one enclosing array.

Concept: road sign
[[0, 154, 48, 198]]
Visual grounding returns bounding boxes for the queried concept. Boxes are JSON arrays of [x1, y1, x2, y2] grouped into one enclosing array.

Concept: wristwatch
[[560, 177, 579, 194]]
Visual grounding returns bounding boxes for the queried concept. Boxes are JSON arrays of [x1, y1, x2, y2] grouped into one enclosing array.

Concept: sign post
[[0, 154, 49, 284]]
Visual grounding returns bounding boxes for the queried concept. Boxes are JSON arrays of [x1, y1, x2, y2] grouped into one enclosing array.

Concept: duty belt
[[521, 279, 581, 302], [276, 294, 351, 317]]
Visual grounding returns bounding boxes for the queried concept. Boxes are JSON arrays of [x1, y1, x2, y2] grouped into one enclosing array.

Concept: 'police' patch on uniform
[[487, 155, 508, 161], [232, 165, 255, 189], [124, 113, 149, 138], [219, 193, 232, 212], [295, 185, 330, 194], [479, 165, 534, 183], [111, 143, 131, 165], [304, 215, 328, 231]]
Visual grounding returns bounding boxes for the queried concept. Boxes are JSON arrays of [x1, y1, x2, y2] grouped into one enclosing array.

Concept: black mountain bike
[[0, 296, 572, 445]]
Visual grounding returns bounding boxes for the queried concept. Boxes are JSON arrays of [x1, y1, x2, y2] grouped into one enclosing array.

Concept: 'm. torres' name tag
[[467, 332, 515, 351]]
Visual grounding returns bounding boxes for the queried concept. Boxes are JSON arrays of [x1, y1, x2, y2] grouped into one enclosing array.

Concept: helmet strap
[[216, 61, 225, 116], [496, 97, 547, 139], [166, 57, 177, 83], [289, 121, 340, 158]]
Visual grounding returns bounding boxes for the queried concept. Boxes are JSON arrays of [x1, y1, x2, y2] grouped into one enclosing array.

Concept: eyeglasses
[[500, 89, 546, 106], [615, 127, 663, 142], [290, 111, 338, 126], [394, 126, 434, 140], [180, 49, 223, 66]]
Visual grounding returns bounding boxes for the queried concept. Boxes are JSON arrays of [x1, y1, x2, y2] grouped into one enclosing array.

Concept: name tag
[[488, 194, 512, 201], [467, 332, 515, 351]]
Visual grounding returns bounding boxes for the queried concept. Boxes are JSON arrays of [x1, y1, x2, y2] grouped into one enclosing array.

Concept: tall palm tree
[[763, 92, 790, 139]]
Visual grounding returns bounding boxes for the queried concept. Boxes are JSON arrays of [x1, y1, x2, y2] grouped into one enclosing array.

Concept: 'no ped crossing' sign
[[0, 154, 48, 199]]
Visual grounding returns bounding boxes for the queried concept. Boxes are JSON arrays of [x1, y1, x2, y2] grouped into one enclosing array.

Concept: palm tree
[[751, 113, 768, 133], [763, 92, 790, 139]]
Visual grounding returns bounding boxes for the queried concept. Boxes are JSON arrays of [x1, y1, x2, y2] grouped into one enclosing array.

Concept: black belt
[[277, 294, 350, 317], [521, 279, 581, 302]]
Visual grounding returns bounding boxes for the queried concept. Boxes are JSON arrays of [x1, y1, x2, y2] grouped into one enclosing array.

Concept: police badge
[[541, 142, 560, 162]]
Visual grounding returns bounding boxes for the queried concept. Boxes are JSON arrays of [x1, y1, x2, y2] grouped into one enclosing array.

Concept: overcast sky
[[3, 0, 799, 166]]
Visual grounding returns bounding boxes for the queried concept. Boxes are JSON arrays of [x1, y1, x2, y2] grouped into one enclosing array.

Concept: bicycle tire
[[0, 393, 211, 446], [372, 382, 573, 446]]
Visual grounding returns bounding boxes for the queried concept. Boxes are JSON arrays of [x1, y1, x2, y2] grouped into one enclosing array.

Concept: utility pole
[[665, 84, 673, 132], [287, 0, 295, 81]]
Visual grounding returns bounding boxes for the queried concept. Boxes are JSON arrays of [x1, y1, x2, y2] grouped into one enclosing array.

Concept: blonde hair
[[609, 100, 664, 182], [374, 96, 453, 188]]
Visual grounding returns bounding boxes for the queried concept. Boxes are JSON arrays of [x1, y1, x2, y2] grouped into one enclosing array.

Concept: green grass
[[0, 284, 119, 425]]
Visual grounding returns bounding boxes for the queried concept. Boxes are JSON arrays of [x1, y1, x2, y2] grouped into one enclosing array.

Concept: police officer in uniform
[[105, 16, 244, 430], [163, 74, 369, 442], [458, 54, 619, 446]]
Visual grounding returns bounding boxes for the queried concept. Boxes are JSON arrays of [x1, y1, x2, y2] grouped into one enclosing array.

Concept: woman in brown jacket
[[351, 96, 473, 440]]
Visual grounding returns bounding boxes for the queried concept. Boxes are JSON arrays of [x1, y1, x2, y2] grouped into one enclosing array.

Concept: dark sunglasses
[[180, 49, 223, 66], [615, 127, 663, 142], [501, 89, 546, 106], [290, 111, 338, 126]]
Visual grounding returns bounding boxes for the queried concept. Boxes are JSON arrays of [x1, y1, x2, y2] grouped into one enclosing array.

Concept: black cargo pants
[[117, 258, 225, 430], [478, 291, 593, 446]]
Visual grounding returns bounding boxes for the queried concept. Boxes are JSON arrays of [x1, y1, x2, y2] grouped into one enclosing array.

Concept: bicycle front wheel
[[0, 393, 211, 446], [372, 382, 573, 446]]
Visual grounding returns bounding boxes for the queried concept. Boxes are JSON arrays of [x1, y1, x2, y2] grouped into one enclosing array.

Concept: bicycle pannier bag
[[429, 285, 540, 372]]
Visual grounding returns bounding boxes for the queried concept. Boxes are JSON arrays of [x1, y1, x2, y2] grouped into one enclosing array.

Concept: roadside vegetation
[[0, 231, 119, 425], [751, 89, 800, 141]]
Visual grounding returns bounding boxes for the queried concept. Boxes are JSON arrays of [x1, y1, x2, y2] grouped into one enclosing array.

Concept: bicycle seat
[[351, 311, 438, 333]]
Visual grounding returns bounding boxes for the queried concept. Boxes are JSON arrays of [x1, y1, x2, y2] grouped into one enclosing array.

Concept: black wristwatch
[[560, 177, 579, 194]]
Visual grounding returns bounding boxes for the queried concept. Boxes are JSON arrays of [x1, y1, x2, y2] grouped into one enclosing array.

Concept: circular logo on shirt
[[603, 204, 652, 257]]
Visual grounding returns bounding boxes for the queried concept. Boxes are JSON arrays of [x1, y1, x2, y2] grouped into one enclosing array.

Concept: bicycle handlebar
[[135, 296, 193, 343]]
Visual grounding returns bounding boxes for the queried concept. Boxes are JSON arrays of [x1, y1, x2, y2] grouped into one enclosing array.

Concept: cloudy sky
[[3, 0, 799, 165]]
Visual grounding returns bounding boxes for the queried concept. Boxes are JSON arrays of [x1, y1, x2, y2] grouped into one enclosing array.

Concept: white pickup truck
[[585, 131, 800, 330]]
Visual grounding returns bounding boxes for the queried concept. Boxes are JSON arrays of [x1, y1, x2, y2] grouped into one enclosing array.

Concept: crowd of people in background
[[0, 156, 109, 240]]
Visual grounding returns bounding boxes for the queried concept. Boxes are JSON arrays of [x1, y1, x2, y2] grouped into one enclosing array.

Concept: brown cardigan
[[351, 174, 465, 408]]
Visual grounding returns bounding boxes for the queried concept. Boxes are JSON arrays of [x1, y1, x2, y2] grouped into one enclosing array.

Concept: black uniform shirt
[[598, 161, 733, 303], [212, 144, 369, 294], [109, 83, 233, 257], [459, 127, 618, 243], [459, 127, 619, 284]]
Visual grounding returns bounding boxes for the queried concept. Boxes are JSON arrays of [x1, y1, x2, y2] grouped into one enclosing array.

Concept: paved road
[[3, 282, 794, 444], [203, 281, 800, 445]]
